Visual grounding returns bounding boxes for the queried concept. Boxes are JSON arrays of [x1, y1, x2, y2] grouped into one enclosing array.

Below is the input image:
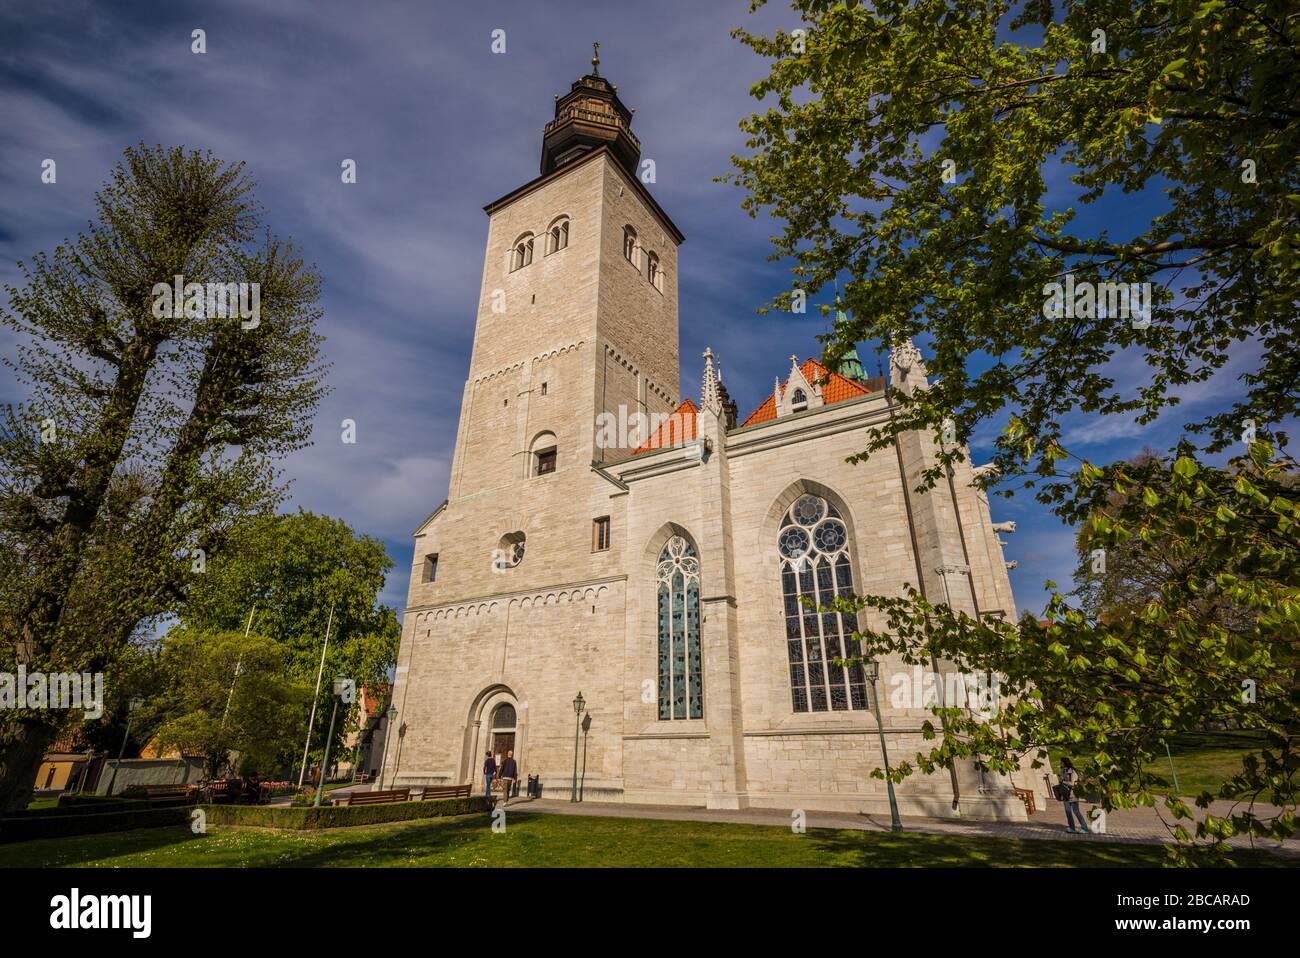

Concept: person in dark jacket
[[499, 750, 518, 805], [482, 750, 497, 798], [1057, 757, 1090, 833]]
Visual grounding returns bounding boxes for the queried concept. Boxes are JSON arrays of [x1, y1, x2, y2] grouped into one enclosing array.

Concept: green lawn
[[1143, 731, 1269, 797], [0, 811, 1290, 868]]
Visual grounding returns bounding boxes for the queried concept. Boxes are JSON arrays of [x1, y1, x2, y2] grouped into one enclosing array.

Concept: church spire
[[540, 48, 641, 177], [701, 347, 721, 414], [889, 337, 928, 396]]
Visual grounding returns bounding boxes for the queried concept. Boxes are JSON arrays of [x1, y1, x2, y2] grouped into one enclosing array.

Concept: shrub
[[57, 794, 132, 809], [6, 798, 156, 819], [202, 795, 490, 830], [0, 806, 193, 844]]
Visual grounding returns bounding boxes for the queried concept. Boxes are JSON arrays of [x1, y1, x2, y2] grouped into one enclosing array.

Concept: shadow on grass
[[3, 812, 1294, 869]]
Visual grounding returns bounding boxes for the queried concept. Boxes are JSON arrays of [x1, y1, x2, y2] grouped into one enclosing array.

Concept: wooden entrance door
[[492, 732, 515, 762]]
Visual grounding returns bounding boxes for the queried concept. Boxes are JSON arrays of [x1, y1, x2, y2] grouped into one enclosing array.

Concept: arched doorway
[[489, 702, 518, 763]]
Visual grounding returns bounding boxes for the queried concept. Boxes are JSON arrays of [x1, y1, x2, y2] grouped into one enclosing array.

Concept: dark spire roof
[[541, 47, 641, 177]]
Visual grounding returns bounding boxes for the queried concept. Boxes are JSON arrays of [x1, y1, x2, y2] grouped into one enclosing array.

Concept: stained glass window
[[656, 535, 702, 719], [777, 493, 867, 713]]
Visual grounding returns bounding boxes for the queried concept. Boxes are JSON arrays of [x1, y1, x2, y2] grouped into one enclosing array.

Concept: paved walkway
[[497, 796, 1299, 858]]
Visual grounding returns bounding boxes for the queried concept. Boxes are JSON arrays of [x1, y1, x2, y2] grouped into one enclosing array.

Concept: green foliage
[[835, 443, 1298, 862], [0, 144, 327, 811], [173, 509, 400, 768], [728, 0, 1298, 495], [178, 510, 399, 695], [148, 628, 312, 779], [200, 796, 490, 830]]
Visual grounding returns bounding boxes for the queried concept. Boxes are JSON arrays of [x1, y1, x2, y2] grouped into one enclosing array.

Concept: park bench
[[418, 784, 471, 801], [1013, 786, 1036, 815], [352, 771, 371, 784], [141, 784, 198, 806], [341, 787, 411, 807]]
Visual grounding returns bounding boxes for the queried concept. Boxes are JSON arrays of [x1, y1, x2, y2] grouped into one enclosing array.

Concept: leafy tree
[[728, 0, 1298, 493], [175, 510, 399, 770], [1072, 448, 1260, 642], [149, 628, 312, 781], [731, 2, 1299, 859], [0, 145, 326, 811], [836, 443, 1298, 861]]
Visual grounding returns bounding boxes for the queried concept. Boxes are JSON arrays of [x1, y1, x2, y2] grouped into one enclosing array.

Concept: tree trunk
[[0, 718, 58, 813]]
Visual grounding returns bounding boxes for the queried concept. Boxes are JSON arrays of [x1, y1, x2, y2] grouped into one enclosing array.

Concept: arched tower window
[[623, 225, 638, 266], [511, 234, 534, 271], [646, 252, 660, 290], [655, 535, 702, 720], [790, 388, 808, 412], [547, 217, 569, 254], [777, 493, 867, 713]]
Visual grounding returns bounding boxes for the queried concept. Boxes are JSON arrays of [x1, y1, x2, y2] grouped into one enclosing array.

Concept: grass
[[24, 797, 59, 811], [0, 810, 1290, 868], [1142, 731, 1269, 797]]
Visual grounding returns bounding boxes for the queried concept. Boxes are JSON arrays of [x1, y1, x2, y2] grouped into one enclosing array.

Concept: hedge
[[201, 795, 490, 830], [0, 806, 193, 844], [5, 798, 159, 819]]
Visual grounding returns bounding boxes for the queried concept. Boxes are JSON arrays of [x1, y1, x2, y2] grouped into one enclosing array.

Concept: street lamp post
[[378, 705, 398, 791], [865, 661, 903, 832], [570, 692, 585, 802], [105, 697, 143, 797]]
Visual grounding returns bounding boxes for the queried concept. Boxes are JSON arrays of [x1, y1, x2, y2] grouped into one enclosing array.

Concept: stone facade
[[386, 68, 1045, 820]]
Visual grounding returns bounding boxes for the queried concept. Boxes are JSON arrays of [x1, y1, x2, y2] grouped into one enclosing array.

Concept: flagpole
[[219, 604, 256, 733], [297, 604, 334, 787]]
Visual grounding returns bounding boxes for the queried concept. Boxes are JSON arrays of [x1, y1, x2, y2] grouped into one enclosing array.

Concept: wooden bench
[[418, 784, 471, 801], [136, 784, 198, 807], [352, 772, 371, 784], [341, 787, 410, 807], [1013, 786, 1036, 815]]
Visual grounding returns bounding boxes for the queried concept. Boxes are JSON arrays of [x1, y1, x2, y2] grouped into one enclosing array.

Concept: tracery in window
[[656, 535, 702, 720], [777, 494, 867, 713]]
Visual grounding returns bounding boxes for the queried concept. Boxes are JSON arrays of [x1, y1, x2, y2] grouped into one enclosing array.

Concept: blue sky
[[0, 0, 1261, 617]]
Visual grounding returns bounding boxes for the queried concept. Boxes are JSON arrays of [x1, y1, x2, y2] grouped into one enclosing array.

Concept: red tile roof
[[632, 399, 699, 454], [739, 358, 873, 428]]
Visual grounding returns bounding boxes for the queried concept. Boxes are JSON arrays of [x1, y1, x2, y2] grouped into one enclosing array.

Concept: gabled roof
[[632, 399, 698, 454], [739, 358, 875, 428]]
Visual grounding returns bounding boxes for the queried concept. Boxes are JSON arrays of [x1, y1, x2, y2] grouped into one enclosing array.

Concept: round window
[[792, 494, 825, 527]]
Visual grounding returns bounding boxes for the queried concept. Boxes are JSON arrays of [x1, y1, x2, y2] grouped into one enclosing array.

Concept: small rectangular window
[[536, 448, 557, 475], [422, 554, 438, 583], [540, 382, 548, 396], [593, 516, 611, 552]]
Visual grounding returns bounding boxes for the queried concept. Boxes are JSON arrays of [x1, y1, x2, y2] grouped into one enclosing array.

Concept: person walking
[[499, 750, 518, 806], [482, 750, 497, 799], [1056, 757, 1090, 833]]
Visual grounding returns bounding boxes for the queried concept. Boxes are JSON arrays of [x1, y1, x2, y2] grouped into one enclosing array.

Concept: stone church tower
[[387, 58, 1042, 820]]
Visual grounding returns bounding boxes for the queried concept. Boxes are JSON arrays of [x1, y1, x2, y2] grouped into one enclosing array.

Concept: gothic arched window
[[790, 388, 808, 412], [511, 234, 534, 271], [656, 535, 702, 720], [547, 218, 569, 254], [647, 252, 660, 290], [777, 493, 867, 713]]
